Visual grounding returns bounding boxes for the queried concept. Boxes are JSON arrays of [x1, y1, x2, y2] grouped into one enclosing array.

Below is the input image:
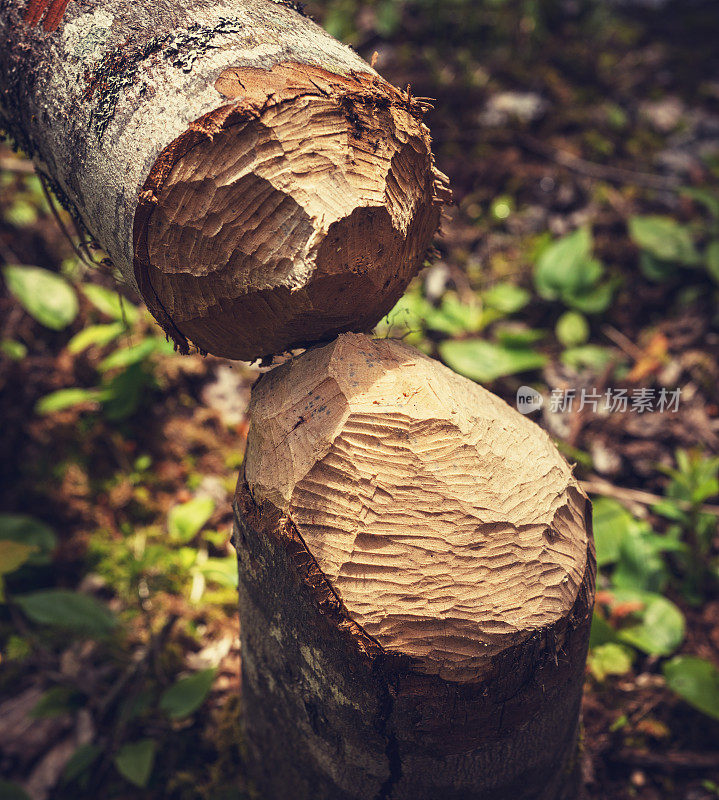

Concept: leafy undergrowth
[[1, 1, 719, 798]]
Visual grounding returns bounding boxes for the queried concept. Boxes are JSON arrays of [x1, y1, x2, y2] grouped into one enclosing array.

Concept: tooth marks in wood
[[245, 333, 594, 683]]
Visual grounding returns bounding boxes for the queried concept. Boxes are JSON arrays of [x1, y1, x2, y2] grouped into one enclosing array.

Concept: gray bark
[[0, 0, 374, 301]]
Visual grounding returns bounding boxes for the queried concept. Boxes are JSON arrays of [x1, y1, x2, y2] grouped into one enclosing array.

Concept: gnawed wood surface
[[0, 0, 448, 360], [245, 333, 592, 682], [235, 333, 596, 799]]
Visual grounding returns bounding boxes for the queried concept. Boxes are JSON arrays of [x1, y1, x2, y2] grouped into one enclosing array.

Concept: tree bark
[[234, 333, 596, 800], [0, 0, 448, 360]]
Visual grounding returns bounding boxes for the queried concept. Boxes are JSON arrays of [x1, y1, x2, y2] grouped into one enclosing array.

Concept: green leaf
[[35, 388, 101, 415], [639, 252, 678, 282], [556, 311, 589, 347], [383, 292, 432, 332], [663, 656, 719, 721], [680, 187, 719, 219], [168, 497, 215, 544], [534, 227, 593, 300], [176, 546, 199, 570], [160, 668, 216, 719], [651, 499, 688, 523], [613, 590, 685, 656], [82, 285, 138, 324], [629, 216, 700, 266], [0, 339, 27, 360], [4, 634, 31, 661], [63, 743, 102, 783], [98, 338, 163, 372], [0, 515, 56, 565], [563, 279, 615, 314], [588, 642, 634, 681], [15, 590, 117, 638], [706, 240, 719, 284], [483, 283, 530, 314], [439, 339, 547, 383], [114, 739, 156, 788], [591, 498, 635, 567], [0, 780, 31, 800], [31, 686, 83, 718], [100, 362, 152, 420], [199, 557, 239, 588], [612, 528, 668, 593], [6, 200, 38, 227], [589, 612, 618, 648], [561, 345, 614, 371], [494, 326, 545, 348], [67, 323, 125, 354], [424, 295, 484, 336], [0, 540, 36, 576], [3, 265, 78, 330]]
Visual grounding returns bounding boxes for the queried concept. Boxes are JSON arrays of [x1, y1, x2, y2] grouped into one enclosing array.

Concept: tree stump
[[234, 333, 596, 800], [0, 0, 448, 360]]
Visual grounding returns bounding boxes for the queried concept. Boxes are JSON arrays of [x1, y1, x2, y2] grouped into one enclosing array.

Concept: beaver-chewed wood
[[235, 332, 596, 800], [0, 0, 448, 360]]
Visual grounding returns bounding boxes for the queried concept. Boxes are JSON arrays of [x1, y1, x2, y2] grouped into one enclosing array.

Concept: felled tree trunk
[[0, 0, 448, 360], [234, 333, 596, 800]]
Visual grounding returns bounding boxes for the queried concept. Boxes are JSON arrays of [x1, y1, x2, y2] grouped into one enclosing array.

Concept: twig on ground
[[518, 134, 680, 192], [602, 325, 644, 361], [0, 156, 35, 174], [580, 475, 719, 516], [611, 749, 719, 771]]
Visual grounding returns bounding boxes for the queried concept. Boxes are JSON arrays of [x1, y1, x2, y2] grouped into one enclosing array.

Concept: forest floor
[[1, 1, 718, 798]]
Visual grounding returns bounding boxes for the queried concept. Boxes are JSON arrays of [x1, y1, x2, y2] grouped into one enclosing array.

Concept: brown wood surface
[[235, 334, 596, 799]]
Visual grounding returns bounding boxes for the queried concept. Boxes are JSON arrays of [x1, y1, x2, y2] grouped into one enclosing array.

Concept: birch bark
[[0, 0, 447, 359]]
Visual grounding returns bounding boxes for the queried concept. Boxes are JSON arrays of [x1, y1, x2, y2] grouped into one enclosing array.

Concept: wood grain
[[245, 333, 593, 682], [134, 64, 447, 359]]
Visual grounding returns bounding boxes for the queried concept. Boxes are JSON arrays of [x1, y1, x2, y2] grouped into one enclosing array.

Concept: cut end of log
[[133, 65, 449, 361], [243, 333, 594, 682]]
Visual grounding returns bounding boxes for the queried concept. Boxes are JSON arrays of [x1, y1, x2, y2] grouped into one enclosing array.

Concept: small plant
[[379, 282, 547, 383], [533, 226, 616, 314], [2, 264, 78, 331], [34, 283, 175, 421], [589, 498, 685, 675], [0, 497, 227, 794], [588, 491, 719, 724], [653, 448, 719, 602], [663, 655, 719, 721], [1, 259, 175, 421], [629, 198, 719, 285]]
